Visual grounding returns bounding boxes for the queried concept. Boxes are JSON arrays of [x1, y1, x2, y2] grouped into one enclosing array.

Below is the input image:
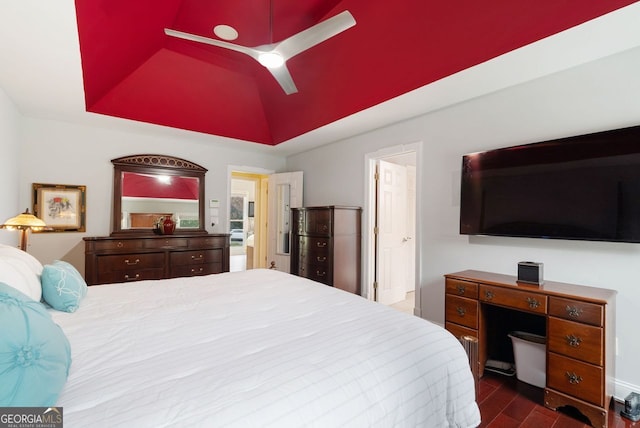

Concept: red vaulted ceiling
[[75, 0, 638, 146]]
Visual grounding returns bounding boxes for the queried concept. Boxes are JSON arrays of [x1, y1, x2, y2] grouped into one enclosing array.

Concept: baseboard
[[615, 378, 640, 402]]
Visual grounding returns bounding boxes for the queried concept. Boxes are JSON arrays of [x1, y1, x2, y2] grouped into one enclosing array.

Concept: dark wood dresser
[[84, 234, 230, 285], [444, 270, 616, 428], [291, 206, 361, 295]]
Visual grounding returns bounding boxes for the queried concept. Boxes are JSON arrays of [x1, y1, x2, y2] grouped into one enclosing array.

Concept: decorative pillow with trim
[[0, 283, 71, 406], [41, 261, 87, 313]]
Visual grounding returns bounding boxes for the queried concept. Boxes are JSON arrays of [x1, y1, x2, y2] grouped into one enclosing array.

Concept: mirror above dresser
[[111, 154, 207, 235]]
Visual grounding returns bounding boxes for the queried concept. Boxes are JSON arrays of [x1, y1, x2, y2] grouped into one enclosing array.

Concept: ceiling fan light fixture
[[258, 52, 285, 68], [213, 25, 238, 41]]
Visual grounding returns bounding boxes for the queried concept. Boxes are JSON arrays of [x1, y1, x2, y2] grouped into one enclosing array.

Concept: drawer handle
[[191, 254, 204, 261], [565, 372, 583, 385], [316, 256, 327, 262], [321, 224, 329, 232], [526, 297, 540, 309], [566, 305, 583, 319], [316, 242, 327, 248], [117, 241, 124, 248], [566, 334, 582, 348], [316, 270, 326, 277], [456, 285, 466, 295], [456, 306, 466, 316], [191, 267, 204, 274], [484, 290, 494, 300], [124, 274, 140, 281], [124, 258, 140, 266]]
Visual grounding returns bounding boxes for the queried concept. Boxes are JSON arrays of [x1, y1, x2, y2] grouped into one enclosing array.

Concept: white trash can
[[508, 331, 546, 388]]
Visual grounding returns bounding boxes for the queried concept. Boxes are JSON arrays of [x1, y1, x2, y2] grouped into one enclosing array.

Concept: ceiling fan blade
[[268, 64, 298, 95], [164, 28, 261, 60], [275, 11, 356, 60]]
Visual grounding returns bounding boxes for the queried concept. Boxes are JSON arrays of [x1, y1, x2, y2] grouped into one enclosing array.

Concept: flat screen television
[[460, 125, 640, 243]]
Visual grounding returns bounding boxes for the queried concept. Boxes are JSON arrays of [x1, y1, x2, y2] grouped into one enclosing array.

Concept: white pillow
[[0, 244, 44, 276], [0, 257, 42, 301]]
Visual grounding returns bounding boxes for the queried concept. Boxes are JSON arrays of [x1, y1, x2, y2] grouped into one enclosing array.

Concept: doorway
[[229, 171, 269, 271], [228, 169, 303, 273], [364, 143, 421, 316]]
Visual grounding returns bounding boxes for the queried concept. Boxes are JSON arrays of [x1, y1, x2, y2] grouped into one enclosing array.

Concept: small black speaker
[[517, 262, 543, 285]]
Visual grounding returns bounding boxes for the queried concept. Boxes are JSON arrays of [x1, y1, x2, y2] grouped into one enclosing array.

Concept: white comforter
[[51, 269, 480, 427]]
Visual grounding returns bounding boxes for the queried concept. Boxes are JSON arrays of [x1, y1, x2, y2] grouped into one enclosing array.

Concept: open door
[[376, 160, 409, 304], [266, 171, 303, 273]]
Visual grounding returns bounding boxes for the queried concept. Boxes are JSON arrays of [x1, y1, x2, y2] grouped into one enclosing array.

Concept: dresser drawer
[[298, 264, 331, 285], [301, 209, 332, 236], [171, 263, 222, 277], [143, 237, 189, 249], [298, 237, 331, 256], [548, 317, 603, 366], [548, 297, 603, 327], [445, 295, 478, 329], [547, 352, 603, 407], [189, 235, 228, 248], [92, 239, 142, 251], [97, 253, 165, 274], [445, 278, 478, 299], [96, 268, 165, 284], [479, 285, 547, 314], [170, 249, 223, 266]]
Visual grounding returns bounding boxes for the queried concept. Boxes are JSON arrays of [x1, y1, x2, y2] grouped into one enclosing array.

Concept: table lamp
[[1, 208, 47, 251]]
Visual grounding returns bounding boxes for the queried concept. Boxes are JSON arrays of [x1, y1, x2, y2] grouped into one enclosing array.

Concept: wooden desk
[[444, 270, 616, 428]]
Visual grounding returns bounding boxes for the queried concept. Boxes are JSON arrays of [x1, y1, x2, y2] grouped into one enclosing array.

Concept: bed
[[2, 252, 480, 427]]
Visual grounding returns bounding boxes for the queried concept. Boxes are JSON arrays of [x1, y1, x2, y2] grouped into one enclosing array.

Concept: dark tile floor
[[478, 372, 638, 428]]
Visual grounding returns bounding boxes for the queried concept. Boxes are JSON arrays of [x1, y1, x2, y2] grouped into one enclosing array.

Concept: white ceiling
[[1, 2, 640, 157]]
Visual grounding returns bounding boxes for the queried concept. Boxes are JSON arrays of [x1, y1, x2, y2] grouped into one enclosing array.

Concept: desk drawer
[[445, 295, 478, 329], [548, 297, 603, 327], [547, 352, 603, 407], [479, 285, 547, 314], [445, 278, 478, 299], [445, 322, 477, 341], [548, 317, 603, 366], [170, 249, 222, 266]]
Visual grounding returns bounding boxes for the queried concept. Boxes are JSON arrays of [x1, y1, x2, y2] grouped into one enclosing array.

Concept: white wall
[[286, 45, 640, 397], [0, 88, 20, 246], [18, 117, 287, 271]]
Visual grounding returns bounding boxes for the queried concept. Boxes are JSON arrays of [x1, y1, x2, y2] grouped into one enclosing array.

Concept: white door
[[267, 171, 303, 273], [376, 160, 409, 305]]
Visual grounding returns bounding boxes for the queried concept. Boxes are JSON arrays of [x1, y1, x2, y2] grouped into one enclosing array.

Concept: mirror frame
[[111, 154, 207, 236]]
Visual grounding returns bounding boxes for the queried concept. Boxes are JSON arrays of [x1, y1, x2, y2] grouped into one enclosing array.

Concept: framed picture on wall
[[32, 183, 86, 232]]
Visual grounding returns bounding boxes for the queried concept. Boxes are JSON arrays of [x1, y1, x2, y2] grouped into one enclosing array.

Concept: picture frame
[[32, 183, 86, 232]]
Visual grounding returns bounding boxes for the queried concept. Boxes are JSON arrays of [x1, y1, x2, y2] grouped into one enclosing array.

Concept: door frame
[[363, 142, 423, 317], [227, 165, 275, 269]]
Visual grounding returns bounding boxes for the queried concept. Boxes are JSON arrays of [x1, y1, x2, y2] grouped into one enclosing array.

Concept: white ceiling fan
[[165, 11, 356, 95]]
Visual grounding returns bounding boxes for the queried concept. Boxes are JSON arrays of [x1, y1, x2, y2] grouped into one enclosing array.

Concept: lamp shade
[[2, 209, 46, 230]]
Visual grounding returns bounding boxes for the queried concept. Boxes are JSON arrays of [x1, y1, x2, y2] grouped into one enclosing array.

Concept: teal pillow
[[41, 261, 87, 313], [0, 283, 71, 406]]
